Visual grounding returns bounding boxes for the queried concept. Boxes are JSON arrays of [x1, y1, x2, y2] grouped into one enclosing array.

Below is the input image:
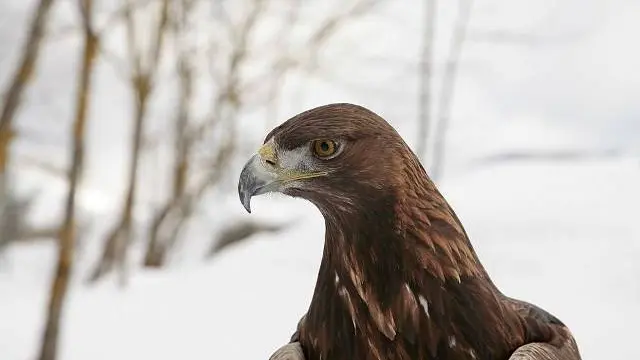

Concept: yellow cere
[[258, 142, 277, 164]]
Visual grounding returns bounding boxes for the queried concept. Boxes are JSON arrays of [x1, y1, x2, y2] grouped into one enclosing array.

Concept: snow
[[2, 158, 639, 360]]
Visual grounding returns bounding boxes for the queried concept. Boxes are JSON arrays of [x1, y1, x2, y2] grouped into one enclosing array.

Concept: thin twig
[[415, 0, 436, 162], [88, 0, 171, 284], [1, 0, 56, 171], [430, 0, 473, 182]]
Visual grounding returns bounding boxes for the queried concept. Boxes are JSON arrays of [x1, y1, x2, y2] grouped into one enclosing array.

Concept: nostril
[[265, 159, 276, 167]]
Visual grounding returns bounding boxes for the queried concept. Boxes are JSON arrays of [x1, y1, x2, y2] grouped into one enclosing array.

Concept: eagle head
[[238, 103, 420, 216]]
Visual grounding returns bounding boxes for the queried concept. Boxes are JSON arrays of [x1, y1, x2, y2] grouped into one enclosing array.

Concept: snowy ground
[[1, 157, 639, 360]]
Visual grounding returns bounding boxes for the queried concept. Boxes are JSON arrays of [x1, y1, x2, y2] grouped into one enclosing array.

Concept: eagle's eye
[[312, 139, 338, 159]]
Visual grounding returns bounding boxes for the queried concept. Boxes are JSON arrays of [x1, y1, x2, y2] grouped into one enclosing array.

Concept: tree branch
[[36, 0, 96, 359], [430, 0, 473, 182], [415, 0, 437, 162]]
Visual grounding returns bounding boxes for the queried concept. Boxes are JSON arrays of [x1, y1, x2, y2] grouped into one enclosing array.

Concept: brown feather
[[264, 103, 581, 360]]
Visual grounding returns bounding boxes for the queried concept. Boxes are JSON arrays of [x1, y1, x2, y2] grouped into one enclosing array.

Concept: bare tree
[[263, 0, 302, 129], [143, 0, 196, 267], [142, 0, 268, 267], [0, 0, 56, 250], [88, 0, 171, 283], [207, 219, 288, 256], [36, 0, 97, 359], [415, 0, 436, 163], [0, 191, 36, 254], [429, 0, 473, 182], [141, 0, 387, 267]]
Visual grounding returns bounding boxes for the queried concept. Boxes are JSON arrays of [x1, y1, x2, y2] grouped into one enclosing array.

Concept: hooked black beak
[[237, 154, 280, 213]]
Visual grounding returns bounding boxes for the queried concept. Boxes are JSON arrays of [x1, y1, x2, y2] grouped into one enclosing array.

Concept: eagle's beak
[[238, 142, 328, 213], [238, 143, 281, 213]]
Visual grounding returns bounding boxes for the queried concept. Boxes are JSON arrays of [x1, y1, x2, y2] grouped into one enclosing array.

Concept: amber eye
[[312, 139, 338, 158]]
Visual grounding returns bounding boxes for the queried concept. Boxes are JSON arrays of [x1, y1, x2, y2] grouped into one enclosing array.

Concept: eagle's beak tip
[[239, 154, 268, 214], [239, 180, 253, 214], [242, 198, 252, 213]]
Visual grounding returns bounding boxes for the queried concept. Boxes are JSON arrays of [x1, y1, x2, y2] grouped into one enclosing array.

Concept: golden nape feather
[[239, 103, 582, 360]]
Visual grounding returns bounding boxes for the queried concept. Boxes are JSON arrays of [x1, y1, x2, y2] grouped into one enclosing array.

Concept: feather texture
[[251, 103, 582, 360]]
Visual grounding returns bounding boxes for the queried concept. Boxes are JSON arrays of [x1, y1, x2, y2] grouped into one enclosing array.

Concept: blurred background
[[0, 0, 638, 359]]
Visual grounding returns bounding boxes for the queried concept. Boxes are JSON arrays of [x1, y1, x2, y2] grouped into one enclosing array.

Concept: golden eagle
[[238, 103, 582, 360]]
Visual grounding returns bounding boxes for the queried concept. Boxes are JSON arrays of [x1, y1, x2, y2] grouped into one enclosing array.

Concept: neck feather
[[300, 179, 528, 360]]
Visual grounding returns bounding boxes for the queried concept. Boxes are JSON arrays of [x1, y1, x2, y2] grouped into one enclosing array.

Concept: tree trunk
[[415, 0, 436, 163], [88, 85, 147, 284], [143, 13, 192, 267], [430, 0, 473, 182], [143, 202, 173, 267], [0, 0, 55, 134], [37, 1, 96, 359], [88, 0, 170, 284], [0, 0, 56, 250]]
